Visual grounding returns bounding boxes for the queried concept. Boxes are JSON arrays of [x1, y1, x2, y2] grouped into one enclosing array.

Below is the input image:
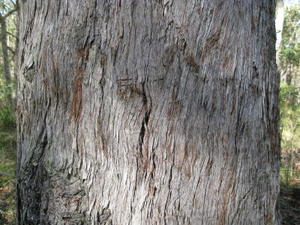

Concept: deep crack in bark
[[138, 82, 151, 156]]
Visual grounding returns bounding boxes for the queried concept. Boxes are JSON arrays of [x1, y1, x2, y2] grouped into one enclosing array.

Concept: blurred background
[[276, 0, 300, 187], [0, 0, 18, 224]]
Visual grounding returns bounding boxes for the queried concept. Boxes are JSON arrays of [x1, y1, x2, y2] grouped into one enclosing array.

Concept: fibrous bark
[[17, 1, 280, 225]]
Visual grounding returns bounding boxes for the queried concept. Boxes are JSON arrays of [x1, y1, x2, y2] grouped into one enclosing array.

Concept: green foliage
[[280, 167, 300, 187], [280, 82, 300, 186], [280, 83, 300, 148], [0, 127, 16, 225], [278, 4, 300, 187], [278, 5, 300, 67], [0, 1, 17, 224], [0, 80, 15, 128], [280, 82, 299, 104], [0, 96, 16, 225], [0, 81, 16, 224], [0, 107, 15, 128]]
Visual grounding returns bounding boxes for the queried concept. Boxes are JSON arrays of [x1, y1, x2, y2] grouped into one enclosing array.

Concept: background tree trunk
[[14, 0, 20, 82], [0, 13, 11, 83], [17, 1, 280, 225], [275, 0, 285, 50]]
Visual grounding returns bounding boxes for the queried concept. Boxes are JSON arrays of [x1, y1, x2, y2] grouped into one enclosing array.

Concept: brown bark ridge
[[17, 1, 280, 225]]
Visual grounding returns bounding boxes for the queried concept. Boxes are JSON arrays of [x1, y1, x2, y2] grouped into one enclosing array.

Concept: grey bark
[[17, 1, 280, 225]]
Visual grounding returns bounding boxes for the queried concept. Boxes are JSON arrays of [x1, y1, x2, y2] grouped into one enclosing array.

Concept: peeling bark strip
[[17, 0, 280, 225], [71, 68, 83, 122]]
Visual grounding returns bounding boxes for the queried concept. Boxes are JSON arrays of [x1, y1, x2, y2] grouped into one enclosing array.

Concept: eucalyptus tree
[[17, 1, 280, 225], [0, 0, 17, 84], [278, 5, 300, 85]]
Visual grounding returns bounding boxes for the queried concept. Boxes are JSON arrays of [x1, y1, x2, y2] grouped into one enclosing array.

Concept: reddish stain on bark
[[201, 30, 221, 63], [218, 172, 236, 225], [184, 54, 200, 73], [70, 68, 83, 122], [70, 46, 90, 121], [78, 46, 89, 59]]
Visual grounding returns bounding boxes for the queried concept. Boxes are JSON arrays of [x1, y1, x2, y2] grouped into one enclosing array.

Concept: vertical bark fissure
[[164, 140, 176, 225], [138, 82, 152, 156], [230, 187, 254, 225]]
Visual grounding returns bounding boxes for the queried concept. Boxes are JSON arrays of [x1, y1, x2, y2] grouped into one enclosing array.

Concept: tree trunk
[[17, 1, 280, 225], [286, 64, 292, 85], [275, 0, 285, 50], [0, 14, 11, 84], [14, 0, 20, 82]]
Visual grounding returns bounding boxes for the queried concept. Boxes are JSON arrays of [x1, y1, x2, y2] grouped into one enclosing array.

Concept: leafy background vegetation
[[0, 0, 17, 224], [0, 0, 299, 224], [278, 4, 300, 187]]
